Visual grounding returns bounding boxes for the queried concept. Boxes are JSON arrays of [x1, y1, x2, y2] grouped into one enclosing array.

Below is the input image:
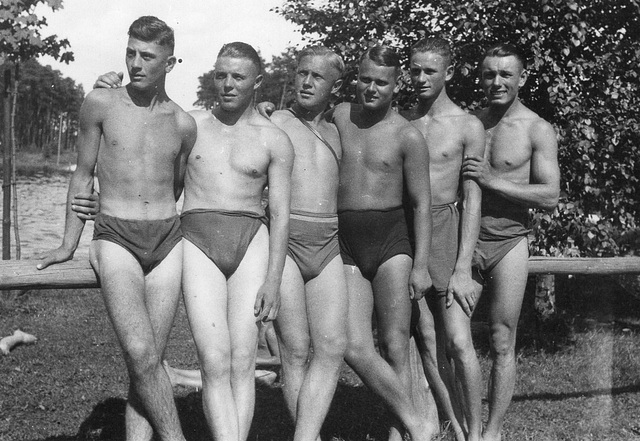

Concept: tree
[[1, 0, 74, 260], [274, 0, 640, 257]]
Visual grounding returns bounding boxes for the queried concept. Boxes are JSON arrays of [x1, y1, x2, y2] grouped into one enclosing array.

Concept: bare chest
[[340, 123, 402, 171], [486, 123, 532, 172], [190, 126, 270, 179]]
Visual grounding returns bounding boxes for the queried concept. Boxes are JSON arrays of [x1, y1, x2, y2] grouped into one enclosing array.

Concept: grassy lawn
[[1, 275, 639, 441]]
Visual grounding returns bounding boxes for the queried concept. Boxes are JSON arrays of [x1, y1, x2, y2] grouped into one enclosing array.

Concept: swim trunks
[[181, 209, 268, 278], [93, 213, 182, 275], [472, 191, 531, 273], [429, 202, 459, 293], [338, 206, 413, 281], [287, 210, 340, 283]]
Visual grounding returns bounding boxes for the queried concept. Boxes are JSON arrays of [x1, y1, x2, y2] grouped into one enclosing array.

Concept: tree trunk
[[534, 274, 556, 321]]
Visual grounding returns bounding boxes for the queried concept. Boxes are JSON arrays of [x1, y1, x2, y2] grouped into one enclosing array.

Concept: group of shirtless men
[[37, 15, 560, 441]]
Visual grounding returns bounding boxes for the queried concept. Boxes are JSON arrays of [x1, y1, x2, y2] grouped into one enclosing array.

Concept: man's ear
[[331, 78, 344, 95], [519, 69, 528, 88], [254, 74, 264, 90], [165, 55, 177, 74], [445, 64, 454, 82]]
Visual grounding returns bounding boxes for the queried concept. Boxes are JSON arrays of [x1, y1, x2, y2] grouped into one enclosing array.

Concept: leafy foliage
[[0, 0, 73, 65], [275, 0, 640, 257]]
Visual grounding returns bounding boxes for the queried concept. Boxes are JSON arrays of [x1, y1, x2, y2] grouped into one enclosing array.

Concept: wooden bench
[[1, 257, 639, 291]]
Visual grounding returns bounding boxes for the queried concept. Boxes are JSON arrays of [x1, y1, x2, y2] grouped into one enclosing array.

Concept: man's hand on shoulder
[[93, 71, 123, 89], [256, 101, 276, 119], [35, 247, 75, 270]]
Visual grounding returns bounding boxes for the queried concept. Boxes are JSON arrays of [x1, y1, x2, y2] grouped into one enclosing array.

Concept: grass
[[1, 275, 640, 441]]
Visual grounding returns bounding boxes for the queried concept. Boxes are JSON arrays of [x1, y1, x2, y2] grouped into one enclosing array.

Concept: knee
[[313, 331, 347, 362], [230, 345, 257, 375], [378, 329, 410, 364], [344, 338, 373, 367], [280, 338, 311, 367], [445, 331, 475, 362], [199, 346, 232, 380], [489, 323, 517, 360], [122, 339, 161, 379]]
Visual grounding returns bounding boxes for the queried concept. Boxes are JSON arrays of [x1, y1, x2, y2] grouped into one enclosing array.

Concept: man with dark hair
[[403, 36, 485, 441], [463, 42, 560, 440], [37, 16, 196, 441], [181, 41, 294, 441], [329, 45, 435, 441]]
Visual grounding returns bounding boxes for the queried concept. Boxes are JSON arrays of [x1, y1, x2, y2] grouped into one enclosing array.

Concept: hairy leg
[[293, 255, 348, 441], [182, 240, 237, 441], [93, 240, 185, 441], [413, 298, 464, 441], [483, 238, 528, 441], [227, 226, 269, 441]]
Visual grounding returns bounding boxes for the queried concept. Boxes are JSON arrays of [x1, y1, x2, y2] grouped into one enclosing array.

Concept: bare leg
[[433, 293, 484, 441], [413, 299, 465, 441], [227, 227, 269, 441], [373, 255, 438, 441], [343, 258, 435, 441], [92, 240, 185, 441], [276, 257, 310, 423], [182, 241, 238, 441], [298, 256, 348, 441], [483, 238, 528, 441]]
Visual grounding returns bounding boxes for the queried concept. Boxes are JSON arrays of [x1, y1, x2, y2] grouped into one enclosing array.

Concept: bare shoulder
[[271, 109, 295, 126], [82, 88, 118, 111], [188, 109, 214, 125], [458, 112, 484, 135], [528, 114, 557, 148]]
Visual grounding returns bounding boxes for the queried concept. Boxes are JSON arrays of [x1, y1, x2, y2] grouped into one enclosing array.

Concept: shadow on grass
[[36, 382, 390, 441], [511, 383, 640, 402]]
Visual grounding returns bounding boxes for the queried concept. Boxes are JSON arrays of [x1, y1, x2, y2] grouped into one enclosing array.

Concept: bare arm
[[254, 130, 295, 322], [447, 118, 485, 315], [37, 93, 103, 269], [403, 129, 433, 300], [173, 113, 197, 200], [463, 119, 560, 211]]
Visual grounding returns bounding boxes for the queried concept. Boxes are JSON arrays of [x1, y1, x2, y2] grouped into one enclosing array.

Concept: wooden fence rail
[[1, 256, 639, 291]]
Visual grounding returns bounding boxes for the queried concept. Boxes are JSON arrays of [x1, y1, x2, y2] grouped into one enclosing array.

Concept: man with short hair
[[463, 43, 560, 441], [402, 37, 485, 441], [37, 16, 196, 441], [330, 45, 436, 441], [181, 42, 294, 441], [267, 46, 348, 441]]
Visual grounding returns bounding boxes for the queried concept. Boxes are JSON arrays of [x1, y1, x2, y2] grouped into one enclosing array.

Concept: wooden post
[[56, 112, 63, 165], [2, 68, 12, 261], [534, 274, 556, 321]]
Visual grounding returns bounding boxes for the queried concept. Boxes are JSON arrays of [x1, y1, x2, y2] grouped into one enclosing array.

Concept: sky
[[35, 0, 305, 110]]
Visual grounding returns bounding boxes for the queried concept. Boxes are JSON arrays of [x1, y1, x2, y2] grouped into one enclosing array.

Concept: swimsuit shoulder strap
[[288, 108, 340, 168]]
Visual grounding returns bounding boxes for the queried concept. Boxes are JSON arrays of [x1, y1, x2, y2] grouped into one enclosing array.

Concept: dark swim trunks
[[181, 209, 268, 278], [92, 213, 182, 275], [472, 191, 531, 273], [338, 206, 413, 281], [287, 210, 340, 283], [429, 202, 459, 293]]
